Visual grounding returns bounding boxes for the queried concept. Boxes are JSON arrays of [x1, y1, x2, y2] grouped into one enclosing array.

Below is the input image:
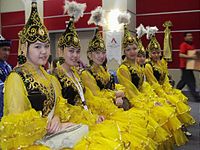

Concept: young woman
[[0, 1, 89, 149], [53, 6, 157, 148], [144, 34, 195, 135], [78, 22, 176, 149]]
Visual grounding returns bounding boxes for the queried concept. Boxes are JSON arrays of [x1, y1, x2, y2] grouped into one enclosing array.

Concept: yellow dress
[[144, 59, 195, 127], [0, 63, 125, 150], [0, 63, 68, 149], [80, 65, 172, 148], [117, 60, 188, 146], [53, 64, 157, 150]]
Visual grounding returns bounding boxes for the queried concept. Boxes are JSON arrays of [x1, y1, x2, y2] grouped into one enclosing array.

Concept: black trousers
[[176, 68, 199, 98]]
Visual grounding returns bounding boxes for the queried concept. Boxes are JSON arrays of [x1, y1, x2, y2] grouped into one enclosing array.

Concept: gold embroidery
[[90, 65, 110, 86], [15, 63, 55, 117], [151, 61, 167, 85], [123, 61, 144, 90]]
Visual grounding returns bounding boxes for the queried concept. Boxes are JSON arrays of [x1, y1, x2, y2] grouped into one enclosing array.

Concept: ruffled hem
[[0, 109, 47, 150]]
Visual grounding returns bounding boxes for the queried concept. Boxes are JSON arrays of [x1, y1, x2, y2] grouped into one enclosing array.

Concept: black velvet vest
[[14, 66, 55, 117], [122, 63, 144, 89], [88, 68, 115, 90], [148, 62, 166, 85], [53, 68, 83, 106]]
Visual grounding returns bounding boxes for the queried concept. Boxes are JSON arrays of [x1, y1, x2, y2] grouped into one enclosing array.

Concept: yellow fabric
[[4, 72, 31, 115], [74, 120, 157, 150], [0, 63, 70, 149], [145, 60, 195, 126], [81, 69, 116, 100], [117, 62, 190, 146], [81, 66, 170, 146]]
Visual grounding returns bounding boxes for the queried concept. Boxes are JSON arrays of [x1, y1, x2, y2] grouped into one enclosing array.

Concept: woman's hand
[[60, 122, 75, 130], [115, 97, 123, 107], [47, 115, 61, 134], [115, 90, 125, 98], [96, 115, 105, 123]]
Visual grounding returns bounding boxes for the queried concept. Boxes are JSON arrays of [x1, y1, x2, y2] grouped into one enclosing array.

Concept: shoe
[[181, 125, 192, 137], [184, 131, 192, 137]]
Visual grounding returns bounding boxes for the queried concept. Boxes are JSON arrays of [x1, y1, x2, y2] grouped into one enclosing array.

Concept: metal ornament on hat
[[57, 1, 86, 50], [87, 6, 106, 53], [146, 26, 161, 52], [117, 12, 137, 50], [136, 24, 147, 56]]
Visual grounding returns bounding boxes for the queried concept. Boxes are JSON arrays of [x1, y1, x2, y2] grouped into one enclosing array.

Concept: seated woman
[[0, 1, 89, 149], [53, 6, 157, 150], [117, 24, 188, 147], [80, 11, 172, 149], [144, 27, 195, 135]]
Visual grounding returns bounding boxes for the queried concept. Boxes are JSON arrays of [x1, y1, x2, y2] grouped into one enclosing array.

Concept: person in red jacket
[[176, 32, 200, 100]]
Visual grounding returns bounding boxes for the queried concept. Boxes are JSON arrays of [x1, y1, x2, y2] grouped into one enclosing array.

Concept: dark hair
[[102, 57, 107, 70], [122, 55, 126, 60], [52, 57, 65, 68], [184, 32, 192, 37]]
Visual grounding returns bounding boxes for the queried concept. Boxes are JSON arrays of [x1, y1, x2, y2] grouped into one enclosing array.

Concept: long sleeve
[[117, 65, 140, 99], [0, 72, 47, 149], [0, 80, 3, 119], [81, 70, 115, 100], [145, 64, 168, 98], [117, 65, 149, 108]]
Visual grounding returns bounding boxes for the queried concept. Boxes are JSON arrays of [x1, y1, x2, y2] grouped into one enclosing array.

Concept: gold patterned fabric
[[137, 38, 146, 56], [147, 36, 161, 52], [13, 63, 55, 117], [18, 2, 49, 44], [122, 25, 137, 49], [88, 27, 106, 52], [57, 18, 80, 49]]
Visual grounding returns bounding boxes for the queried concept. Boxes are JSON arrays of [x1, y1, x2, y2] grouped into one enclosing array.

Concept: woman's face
[[89, 51, 106, 65], [124, 44, 138, 60], [137, 54, 146, 65], [150, 50, 161, 62], [27, 41, 50, 66], [63, 47, 80, 67]]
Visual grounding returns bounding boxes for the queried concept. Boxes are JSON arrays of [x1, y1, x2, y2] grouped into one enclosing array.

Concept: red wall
[[1, 0, 102, 66], [1, 0, 199, 67], [1, 11, 25, 66], [136, 0, 200, 68]]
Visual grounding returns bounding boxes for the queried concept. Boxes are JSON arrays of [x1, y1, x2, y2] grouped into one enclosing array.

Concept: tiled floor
[[176, 92, 200, 150]]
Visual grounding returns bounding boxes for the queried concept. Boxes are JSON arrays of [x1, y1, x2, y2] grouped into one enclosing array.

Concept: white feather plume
[[88, 6, 105, 26], [136, 24, 147, 39], [146, 26, 159, 40], [117, 12, 131, 25], [64, 1, 86, 22]]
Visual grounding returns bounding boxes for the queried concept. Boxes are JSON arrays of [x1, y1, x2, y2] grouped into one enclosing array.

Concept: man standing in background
[[0, 34, 12, 119], [176, 32, 200, 101]]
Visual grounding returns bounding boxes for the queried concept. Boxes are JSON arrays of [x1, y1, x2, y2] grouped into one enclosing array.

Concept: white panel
[[25, 0, 43, 22], [127, 0, 136, 14], [103, 0, 127, 11], [0, 0, 24, 13]]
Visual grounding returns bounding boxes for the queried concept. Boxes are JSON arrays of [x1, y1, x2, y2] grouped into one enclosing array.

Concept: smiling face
[[124, 44, 138, 61], [88, 50, 106, 66], [63, 46, 80, 67], [27, 41, 50, 66], [149, 50, 161, 62], [137, 53, 146, 65]]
